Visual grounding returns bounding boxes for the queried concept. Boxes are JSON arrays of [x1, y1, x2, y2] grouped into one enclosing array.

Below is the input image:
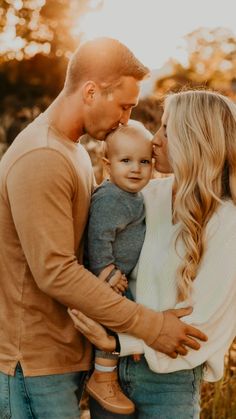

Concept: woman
[[69, 90, 236, 418]]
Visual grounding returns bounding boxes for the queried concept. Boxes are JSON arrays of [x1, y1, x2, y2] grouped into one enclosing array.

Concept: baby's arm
[[87, 191, 130, 293]]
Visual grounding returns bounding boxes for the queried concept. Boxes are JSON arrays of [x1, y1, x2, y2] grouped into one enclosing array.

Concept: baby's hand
[[98, 264, 128, 294], [108, 271, 128, 294]]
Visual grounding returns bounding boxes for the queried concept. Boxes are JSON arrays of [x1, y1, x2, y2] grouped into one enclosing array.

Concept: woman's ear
[[82, 81, 97, 104], [102, 157, 111, 179]]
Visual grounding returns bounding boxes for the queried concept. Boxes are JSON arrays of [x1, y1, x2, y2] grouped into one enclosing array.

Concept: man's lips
[[108, 126, 119, 133]]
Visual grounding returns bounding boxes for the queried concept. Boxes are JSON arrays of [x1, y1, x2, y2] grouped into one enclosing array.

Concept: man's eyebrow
[[123, 102, 137, 107]]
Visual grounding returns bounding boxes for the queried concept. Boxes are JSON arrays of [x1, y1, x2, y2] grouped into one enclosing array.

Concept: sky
[[75, 0, 236, 70]]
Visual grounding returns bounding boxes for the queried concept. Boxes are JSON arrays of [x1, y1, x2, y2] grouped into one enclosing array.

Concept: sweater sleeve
[[6, 149, 164, 347], [87, 191, 131, 275]]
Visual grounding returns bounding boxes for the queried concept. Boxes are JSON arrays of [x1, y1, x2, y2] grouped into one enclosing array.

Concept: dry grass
[[201, 340, 236, 419]]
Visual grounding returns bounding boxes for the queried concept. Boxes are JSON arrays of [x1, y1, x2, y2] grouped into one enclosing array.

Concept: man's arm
[[6, 149, 207, 356], [69, 307, 207, 358]]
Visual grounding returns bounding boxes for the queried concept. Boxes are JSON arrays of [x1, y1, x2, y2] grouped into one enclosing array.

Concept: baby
[[86, 120, 153, 415]]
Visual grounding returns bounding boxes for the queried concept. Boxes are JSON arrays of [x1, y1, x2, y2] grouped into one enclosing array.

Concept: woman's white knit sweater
[[119, 176, 236, 382]]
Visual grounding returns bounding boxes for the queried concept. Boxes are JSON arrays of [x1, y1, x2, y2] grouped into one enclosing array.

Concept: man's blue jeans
[[0, 363, 87, 418], [89, 355, 203, 419]]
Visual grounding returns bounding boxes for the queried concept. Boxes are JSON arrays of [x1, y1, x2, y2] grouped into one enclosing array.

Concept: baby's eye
[[141, 159, 151, 164], [121, 158, 130, 163]]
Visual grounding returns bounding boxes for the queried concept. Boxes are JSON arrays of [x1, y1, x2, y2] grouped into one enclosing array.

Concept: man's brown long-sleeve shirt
[[0, 114, 163, 376]]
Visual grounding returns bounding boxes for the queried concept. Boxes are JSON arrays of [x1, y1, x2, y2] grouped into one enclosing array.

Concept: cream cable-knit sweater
[[119, 176, 236, 382]]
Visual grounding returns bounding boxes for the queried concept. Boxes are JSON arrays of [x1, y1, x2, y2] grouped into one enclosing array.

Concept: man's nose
[[120, 109, 132, 125]]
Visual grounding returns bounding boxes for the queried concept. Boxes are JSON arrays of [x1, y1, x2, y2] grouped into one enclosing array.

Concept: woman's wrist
[[113, 333, 121, 353], [107, 335, 116, 353]]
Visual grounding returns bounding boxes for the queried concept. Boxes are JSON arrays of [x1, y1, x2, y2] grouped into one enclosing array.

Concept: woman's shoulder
[[217, 199, 236, 230], [206, 199, 236, 250]]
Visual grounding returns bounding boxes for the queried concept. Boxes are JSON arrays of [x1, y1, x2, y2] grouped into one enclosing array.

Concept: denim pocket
[[119, 356, 138, 399], [0, 372, 11, 419], [74, 371, 88, 404]]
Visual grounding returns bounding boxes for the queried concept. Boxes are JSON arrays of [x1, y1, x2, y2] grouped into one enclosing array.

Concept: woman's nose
[[152, 133, 162, 147]]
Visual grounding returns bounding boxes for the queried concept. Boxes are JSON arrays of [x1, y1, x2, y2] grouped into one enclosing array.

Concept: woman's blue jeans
[[0, 363, 87, 418], [89, 355, 203, 419]]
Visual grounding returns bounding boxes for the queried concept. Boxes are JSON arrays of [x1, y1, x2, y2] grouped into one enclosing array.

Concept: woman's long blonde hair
[[165, 90, 236, 301]]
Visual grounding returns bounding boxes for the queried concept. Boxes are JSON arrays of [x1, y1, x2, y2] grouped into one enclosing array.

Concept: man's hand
[[153, 307, 208, 358]]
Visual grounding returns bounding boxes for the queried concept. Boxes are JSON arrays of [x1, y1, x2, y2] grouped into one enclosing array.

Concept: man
[[0, 38, 206, 418]]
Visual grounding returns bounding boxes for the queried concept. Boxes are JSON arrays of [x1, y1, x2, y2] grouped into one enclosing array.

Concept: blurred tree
[[131, 97, 163, 134], [0, 0, 103, 105], [0, 0, 103, 61], [154, 27, 236, 99]]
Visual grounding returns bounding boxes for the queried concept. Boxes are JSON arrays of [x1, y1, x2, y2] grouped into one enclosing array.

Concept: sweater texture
[[87, 180, 146, 276], [119, 176, 236, 382]]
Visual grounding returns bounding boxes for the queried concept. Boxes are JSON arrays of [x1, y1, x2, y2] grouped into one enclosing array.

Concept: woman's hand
[[68, 308, 116, 352]]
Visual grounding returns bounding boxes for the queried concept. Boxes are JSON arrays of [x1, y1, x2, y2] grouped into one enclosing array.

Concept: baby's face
[[107, 132, 153, 193]]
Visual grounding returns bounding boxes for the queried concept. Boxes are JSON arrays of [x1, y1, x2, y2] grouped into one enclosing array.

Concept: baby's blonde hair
[[104, 120, 152, 159], [165, 90, 236, 300]]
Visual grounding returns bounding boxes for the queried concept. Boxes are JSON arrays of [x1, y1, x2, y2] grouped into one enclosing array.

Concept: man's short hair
[[64, 37, 150, 94]]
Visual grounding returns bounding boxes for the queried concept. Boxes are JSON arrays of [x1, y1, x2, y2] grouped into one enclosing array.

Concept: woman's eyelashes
[[163, 124, 168, 138]]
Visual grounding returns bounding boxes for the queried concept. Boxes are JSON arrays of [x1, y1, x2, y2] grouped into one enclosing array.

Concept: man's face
[[84, 76, 140, 141]]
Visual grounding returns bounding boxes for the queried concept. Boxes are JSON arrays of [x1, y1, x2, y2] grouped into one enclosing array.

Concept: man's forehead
[[117, 83, 140, 105], [119, 76, 140, 94]]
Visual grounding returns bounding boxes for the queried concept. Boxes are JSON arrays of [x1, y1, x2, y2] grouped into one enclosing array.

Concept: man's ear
[[102, 157, 111, 179], [82, 81, 97, 104]]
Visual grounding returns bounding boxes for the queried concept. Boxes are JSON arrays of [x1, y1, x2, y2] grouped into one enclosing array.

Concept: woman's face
[[152, 116, 173, 174]]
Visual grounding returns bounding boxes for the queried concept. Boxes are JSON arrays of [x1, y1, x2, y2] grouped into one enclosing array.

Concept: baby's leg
[[86, 349, 135, 415], [95, 350, 119, 371]]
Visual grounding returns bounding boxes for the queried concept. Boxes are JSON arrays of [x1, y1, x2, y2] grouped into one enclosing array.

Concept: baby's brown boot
[[86, 369, 135, 414]]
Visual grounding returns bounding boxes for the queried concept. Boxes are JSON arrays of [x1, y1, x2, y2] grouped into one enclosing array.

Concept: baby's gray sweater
[[87, 180, 146, 276]]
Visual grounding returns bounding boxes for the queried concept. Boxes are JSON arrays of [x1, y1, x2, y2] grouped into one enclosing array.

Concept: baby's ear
[[102, 157, 111, 179]]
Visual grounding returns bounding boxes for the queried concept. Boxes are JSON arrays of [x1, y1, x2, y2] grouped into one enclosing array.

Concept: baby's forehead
[[111, 133, 152, 157], [109, 127, 152, 147]]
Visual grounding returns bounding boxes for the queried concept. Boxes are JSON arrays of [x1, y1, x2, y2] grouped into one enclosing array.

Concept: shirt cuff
[[118, 333, 144, 357]]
